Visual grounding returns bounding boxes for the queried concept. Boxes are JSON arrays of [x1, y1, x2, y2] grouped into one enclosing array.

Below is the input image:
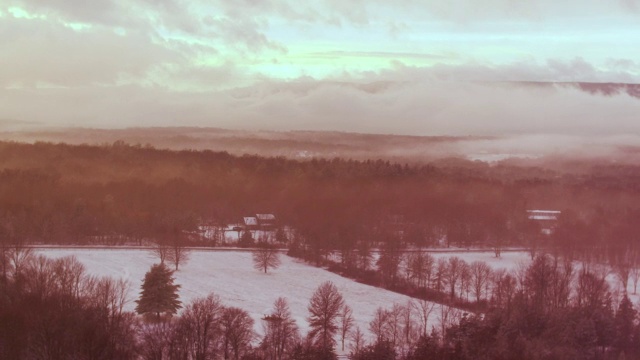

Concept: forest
[[1, 140, 640, 359], [1, 140, 639, 255]]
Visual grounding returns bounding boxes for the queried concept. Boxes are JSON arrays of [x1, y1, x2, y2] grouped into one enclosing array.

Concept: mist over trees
[[1, 140, 640, 265], [2, 141, 640, 259]]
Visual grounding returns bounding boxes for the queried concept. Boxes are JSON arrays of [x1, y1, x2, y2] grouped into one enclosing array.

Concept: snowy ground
[[35, 248, 425, 339], [429, 250, 532, 271], [34, 248, 639, 343], [428, 251, 640, 306]]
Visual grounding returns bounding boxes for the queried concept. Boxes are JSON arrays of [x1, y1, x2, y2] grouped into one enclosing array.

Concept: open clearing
[[36, 248, 423, 338], [35, 248, 639, 340]]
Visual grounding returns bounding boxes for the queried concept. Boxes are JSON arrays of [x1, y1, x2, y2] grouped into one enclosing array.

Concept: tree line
[[2, 248, 639, 359], [1, 141, 640, 257], [0, 247, 349, 359]]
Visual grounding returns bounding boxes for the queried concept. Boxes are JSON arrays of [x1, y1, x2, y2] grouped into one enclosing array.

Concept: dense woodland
[[2, 140, 640, 359], [1, 140, 640, 255]]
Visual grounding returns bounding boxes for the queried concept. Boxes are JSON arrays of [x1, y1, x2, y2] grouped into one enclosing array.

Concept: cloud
[[2, 1, 639, 137], [234, 77, 640, 136], [8, 0, 134, 28], [304, 51, 452, 61], [0, 15, 179, 87], [3, 69, 640, 137], [367, 60, 640, 84], [12, 0, 636, 36], [7, 0, 286, 54], [201, 15, 286, 53], [150, 62, 245, 91]]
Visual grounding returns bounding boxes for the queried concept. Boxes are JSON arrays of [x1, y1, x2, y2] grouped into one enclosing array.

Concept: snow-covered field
[[428, 251, 640, 305], [35, 249, 423, 338], [429, 250, 531, 271], [34, 248, 639, 342]]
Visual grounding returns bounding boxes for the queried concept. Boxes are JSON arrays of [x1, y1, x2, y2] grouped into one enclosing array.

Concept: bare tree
[[262, 297, 300, 360], [52, 255, 86, 300], [615, 263, 630, 294], [221, 307, 255, 360], [400, 301, 418, 356], [252, 244, 281, 274], [406, 252, 433, 288], [433, 257, 448, 293], [168, 234, 190, 271], [413, 299, 436, 338], [575, 265, 610, 308], [152, 217, 191, 271], [443, 257, 466, 299], [357, 241, 373, 271], [612, 249, 631, 294], [631, 267, 640, 295], [437, 303, 460, 340], [549, 258, 574, 310], [210, 226, 225, 246], [459, 261, 471, 300], [423, 253, 435, 289], [369, 307, 390, 343], [470, 261, 492, 302], [386, 303, 404, 348], [524, 255, 555, 311], [491, 269, 516, 310], [349, 326, 366, 356], [150, 241, 170, 266], [377, 243, 402, 286], [140, 320, 177, 360], [404, 252, 420, 287], [628, 248, 640, 295], [492, 236, 503, 258], [86, 276, 131, 318], [307, 281, 345, 349], [338, 305, 354, 352], [9, 242, 33, 281], [0, 239, 12, 284], [369, 302, 416, 353], [177, 294, 224, 360]]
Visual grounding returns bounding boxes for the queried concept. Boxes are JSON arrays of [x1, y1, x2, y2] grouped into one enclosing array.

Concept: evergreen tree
[[275, 228, 289, 244], [239, 230, 254, 247], [135, 263, 182, 319]]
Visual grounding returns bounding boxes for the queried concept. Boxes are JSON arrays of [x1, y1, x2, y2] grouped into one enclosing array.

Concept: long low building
[[527, 210, 561, 235]]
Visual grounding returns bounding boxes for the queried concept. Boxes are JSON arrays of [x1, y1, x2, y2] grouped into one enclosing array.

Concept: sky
[[1, 0, 640, 136]]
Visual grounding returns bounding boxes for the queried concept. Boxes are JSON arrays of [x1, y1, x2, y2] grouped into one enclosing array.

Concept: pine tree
[[136, 263, 182, 319], [239, 230, 254, 247]]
